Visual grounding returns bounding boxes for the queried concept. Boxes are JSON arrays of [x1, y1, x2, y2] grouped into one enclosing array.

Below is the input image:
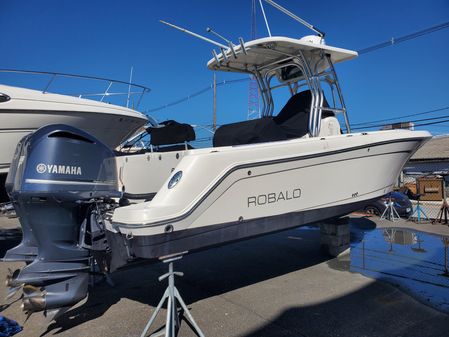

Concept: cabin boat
[[0, 71, 149, 200]]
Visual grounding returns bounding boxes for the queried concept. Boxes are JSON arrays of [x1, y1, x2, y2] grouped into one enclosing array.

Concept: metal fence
[[400, 174, 449, 223]]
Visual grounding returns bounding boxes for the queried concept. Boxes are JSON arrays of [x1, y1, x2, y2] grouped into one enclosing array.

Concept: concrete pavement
[[1, 215, 448, 337]]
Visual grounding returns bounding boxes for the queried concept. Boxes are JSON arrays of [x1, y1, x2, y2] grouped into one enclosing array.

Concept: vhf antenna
[[159, 20, 241, 63], [259, 0, 272, 37], [206, 27, 233, 45], [263, 0, 325, 38], [160, 20, 227, 48]]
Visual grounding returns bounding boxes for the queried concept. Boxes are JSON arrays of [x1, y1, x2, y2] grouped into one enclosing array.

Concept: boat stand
[[140, 254, 205, 337], [380, 197, 400, 222], [432, 199, 449, 225], [409, 197, 429, 223]]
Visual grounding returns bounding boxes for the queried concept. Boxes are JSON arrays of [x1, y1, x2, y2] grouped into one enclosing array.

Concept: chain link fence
[[399, 174, 449, 223]]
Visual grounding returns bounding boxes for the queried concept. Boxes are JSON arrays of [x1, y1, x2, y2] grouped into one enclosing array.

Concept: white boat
[[3, 9, 432, 317], [0, 71, 149, 193], [108, 34, 430, 259]]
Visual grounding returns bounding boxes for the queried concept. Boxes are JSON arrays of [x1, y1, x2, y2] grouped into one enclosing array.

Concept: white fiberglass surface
[[112, 130, 431, 230]]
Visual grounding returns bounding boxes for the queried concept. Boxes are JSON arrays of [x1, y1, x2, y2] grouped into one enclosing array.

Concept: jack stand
[[140, 254, 205, 337], [380, 197, 400, 222], [433, 199, 449, 225], [409, 197, 428, 223]]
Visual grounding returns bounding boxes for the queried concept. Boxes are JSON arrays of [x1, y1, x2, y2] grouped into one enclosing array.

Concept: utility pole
[[213, 72, 217, 131], [247, 0, 260, 120]]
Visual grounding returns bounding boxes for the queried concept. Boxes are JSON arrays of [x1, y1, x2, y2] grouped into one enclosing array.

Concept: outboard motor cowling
[[4, 124, 120, 316]]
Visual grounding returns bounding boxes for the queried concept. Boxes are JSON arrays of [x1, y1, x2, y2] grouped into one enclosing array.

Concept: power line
[[357, 21, 449, 55], [352, 114, 449, 130], [429, 124, 449, 128], [146, 21, 449, 113], [147, 78, 249, 113], [414, 118, 449, 127], [352, 106, 449, 127]]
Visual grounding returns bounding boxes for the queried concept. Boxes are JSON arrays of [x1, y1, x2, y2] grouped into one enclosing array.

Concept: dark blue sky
[[1, 0, 448, 134]]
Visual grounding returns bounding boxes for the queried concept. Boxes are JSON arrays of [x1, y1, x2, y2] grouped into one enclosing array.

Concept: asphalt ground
[[1, 215, 449, 337]]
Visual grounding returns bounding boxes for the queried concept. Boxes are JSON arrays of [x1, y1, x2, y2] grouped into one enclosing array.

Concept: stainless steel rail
[[0, 68, 151, 109]]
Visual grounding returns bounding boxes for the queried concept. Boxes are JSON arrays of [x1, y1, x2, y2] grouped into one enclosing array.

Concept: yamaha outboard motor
[[4, 133, 38, 263], [3, 124, 119, 317]]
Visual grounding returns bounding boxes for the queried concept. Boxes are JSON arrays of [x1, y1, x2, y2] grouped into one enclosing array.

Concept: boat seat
[[273, 90, 312, 139], [273, 90, 312, 125], [319, 117, 341, 137], [273, 90, 334, 139], [213, 91, 312, 147], [212, 90, 333, 147], [213, 117, 287, 147], [147, 120, 195, 146]]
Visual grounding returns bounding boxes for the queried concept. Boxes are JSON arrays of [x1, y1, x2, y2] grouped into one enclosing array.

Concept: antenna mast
[[247, 0, 260, 120], [160, 20, 228, 48], [126, 66, 133, 108], [263, 0, 325, 37]]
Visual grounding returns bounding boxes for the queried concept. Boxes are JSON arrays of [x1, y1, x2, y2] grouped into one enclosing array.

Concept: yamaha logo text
[[36, 163, 82, 175], [248, 188, 301, 207]]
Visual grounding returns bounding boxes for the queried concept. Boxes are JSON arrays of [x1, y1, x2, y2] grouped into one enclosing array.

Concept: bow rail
[[0, 68, 151, 109]]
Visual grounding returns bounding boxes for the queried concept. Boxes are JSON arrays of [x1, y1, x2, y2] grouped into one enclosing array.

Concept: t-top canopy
[[207, 36, 358, 73]]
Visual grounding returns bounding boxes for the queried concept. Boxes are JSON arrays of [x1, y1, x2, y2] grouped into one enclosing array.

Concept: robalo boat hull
[[110, 131, 430, 260]]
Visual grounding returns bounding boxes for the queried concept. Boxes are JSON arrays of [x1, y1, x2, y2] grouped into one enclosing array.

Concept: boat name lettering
[[248, 188, 301, 207], [36, 163, 82, 175]]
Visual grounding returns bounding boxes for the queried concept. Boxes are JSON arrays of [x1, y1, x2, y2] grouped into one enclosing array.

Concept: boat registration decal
[[248, 188, 301, 207]]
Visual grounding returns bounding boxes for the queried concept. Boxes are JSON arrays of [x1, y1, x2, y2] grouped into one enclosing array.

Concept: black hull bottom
[[114, 198, 377, 262]]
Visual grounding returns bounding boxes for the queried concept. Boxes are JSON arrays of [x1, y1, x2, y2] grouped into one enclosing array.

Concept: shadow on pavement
[[242, 281, 449, 337], [40, 227, 330, 336]]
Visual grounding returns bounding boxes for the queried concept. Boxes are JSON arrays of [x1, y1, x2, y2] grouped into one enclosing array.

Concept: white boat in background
[[0, 70, 150, 199]]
